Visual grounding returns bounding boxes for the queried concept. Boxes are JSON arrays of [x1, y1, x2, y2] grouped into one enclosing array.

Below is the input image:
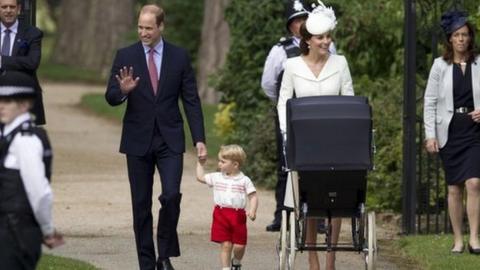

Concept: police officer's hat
[[285, 0, 309, 31], [0, 71, 36, 99]]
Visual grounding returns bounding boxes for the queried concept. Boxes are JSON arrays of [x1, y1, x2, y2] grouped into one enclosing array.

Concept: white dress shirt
[[2, 112, 54, 236], [143, 38, 164, 79], [0, 20, 19, 67], [277, 54, 354, 133]]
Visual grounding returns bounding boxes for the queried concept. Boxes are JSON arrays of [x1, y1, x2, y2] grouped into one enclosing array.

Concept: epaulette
[[18, 121, 35, 136], [277, 36, 294, 46]]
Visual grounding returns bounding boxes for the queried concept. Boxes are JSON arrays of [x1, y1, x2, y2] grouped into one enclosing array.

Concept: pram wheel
[[278, 210, 287, 270], [278, 210, 297, 270], [364, 211, 377, 270], [287, 212, 296, 269]]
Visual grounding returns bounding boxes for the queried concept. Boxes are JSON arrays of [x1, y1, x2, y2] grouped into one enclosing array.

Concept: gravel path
[[43, 82, 401, 269]]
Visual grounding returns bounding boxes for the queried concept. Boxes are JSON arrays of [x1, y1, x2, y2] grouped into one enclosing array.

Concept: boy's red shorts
[[211, 205, 247, 245]]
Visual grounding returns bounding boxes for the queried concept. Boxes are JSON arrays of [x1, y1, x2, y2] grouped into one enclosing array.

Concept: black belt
[[454, 107, 474, 113]]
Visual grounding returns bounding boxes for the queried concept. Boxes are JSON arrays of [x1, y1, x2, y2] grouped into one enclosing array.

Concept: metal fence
[[19, 0, 36, 26]]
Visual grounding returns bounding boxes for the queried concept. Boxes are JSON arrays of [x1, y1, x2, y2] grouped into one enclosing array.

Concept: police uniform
[[0, 72, 54, 270], [260, 0, 336, 231]]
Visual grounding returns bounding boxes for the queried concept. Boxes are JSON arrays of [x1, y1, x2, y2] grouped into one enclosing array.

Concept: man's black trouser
[[126, 128, 183, 270]]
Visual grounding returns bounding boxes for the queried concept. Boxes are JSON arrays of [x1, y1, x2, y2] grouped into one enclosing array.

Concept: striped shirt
[[204, 172, 256, 209]]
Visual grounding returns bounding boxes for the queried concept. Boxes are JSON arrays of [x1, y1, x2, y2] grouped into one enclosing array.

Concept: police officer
[[0, 71, 63, 269], [261, 0, 335, 232]]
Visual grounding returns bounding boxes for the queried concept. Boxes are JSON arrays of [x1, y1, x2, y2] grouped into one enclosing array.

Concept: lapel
[[11, 22, 26, 56], [317, 55, 339, 82], [155, 41, 171, 103], [472, 56, 480, 109], [443, 62, 454, 112], [293, 55, 339, 82], [291, 57, 317, 81], [133, 42, 155, 100]]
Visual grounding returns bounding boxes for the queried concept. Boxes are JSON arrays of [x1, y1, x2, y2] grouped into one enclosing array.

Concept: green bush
[[214, 0, 284, 188], [158, 0, 204, 67]]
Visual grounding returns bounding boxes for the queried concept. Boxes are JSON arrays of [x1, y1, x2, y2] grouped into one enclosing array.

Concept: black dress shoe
[[158, 258, 175, 270], [266, 221, 281, 232], [468, 244, 480, 255]]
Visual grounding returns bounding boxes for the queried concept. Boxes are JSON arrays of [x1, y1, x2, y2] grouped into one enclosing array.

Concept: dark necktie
[[1, 29, 11, 56], [148, 49, 158, 95]]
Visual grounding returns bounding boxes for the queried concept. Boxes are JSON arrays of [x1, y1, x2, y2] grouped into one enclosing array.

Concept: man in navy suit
[[105, 4, 207, 270], [0, 0, 45, 125]]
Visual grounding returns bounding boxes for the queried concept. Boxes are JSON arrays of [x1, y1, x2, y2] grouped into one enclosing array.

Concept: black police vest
[[0, 121, 52, 215], [275, 37, 301, 98]]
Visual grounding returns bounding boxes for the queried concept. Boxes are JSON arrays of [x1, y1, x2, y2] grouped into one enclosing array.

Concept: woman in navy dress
[[423, 11, 480, 254]]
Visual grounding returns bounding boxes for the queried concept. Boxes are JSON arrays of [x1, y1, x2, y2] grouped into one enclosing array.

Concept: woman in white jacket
[[277, 2, 354, 269], [423, 10, 480, 255]]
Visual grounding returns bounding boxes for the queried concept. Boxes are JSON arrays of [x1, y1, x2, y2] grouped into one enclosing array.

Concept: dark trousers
[[0, 214, 42, 270], [126, 130, 183, 270], [273, 109, 289, 222]]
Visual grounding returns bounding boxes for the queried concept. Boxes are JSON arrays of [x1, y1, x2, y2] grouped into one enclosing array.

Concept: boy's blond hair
[[218, 144, 247, 167]]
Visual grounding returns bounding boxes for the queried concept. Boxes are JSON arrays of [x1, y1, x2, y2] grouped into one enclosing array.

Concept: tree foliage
[[216, 0, 480, 211], [215, 1, 284, 188], [51, 0, 135, 74], [158, 0, 204, 65], [46, 0, 203, 76]]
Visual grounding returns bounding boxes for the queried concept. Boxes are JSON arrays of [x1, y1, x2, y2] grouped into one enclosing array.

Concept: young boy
[[196, 144, 258, 270], [0, 71, 63, 269]]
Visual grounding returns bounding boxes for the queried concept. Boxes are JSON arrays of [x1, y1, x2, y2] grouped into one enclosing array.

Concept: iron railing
[[19, 0, 36, 26]]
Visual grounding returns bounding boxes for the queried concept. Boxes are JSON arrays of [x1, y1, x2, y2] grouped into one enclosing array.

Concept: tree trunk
[[51, 0, 134, 76], [196, 0, 230, 104]]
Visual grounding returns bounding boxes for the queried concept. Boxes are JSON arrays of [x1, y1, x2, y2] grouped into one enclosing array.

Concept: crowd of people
[[1, 0, 480, 269]]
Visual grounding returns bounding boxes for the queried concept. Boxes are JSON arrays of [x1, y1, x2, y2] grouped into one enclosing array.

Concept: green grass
[[396, 234, 480, 270], [81, 93, 223, 159], [38, 254, 98, 270], [38, 62, 105, 84]]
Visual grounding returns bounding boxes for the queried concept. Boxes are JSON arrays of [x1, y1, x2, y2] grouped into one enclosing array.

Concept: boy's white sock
[[222, 267, 230, 270], [232, 258, 241, 265]]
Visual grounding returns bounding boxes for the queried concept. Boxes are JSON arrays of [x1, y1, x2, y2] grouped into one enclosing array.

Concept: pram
[[277, 96, 377, 270]]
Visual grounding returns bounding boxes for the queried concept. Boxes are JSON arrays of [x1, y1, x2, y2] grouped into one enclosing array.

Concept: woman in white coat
[[277, 2, 354, 269], [423, 10, 480, 254]]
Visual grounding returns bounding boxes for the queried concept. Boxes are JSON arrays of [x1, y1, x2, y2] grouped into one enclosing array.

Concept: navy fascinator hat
[[440, 10, 468, 35]]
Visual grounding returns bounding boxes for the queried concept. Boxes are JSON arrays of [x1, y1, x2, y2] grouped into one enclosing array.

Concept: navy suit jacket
[[105, 40, 205, 156], [1, 22, 45, 125]]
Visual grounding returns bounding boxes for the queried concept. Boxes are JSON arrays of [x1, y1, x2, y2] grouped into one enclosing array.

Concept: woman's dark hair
[[299, 22, 335, 55], [299, 22, 313, 55], [442, 22, 478, 64]]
